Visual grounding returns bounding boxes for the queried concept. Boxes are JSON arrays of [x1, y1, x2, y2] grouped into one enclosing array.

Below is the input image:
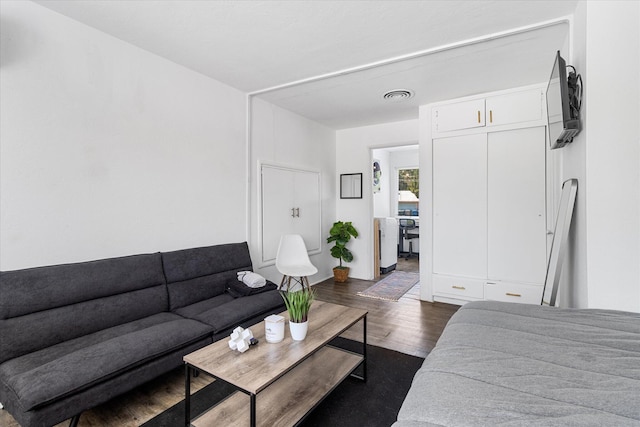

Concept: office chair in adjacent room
[[398, 219, 419, 260], [275, 234, 317, 292]]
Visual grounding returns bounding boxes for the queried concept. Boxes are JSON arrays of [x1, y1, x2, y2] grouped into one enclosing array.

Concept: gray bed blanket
[[394, 301, 640, 426]]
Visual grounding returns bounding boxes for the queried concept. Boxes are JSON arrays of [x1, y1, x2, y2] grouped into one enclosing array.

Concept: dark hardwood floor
[[314, 257, 459, 358], [0, 257, 458, 427]]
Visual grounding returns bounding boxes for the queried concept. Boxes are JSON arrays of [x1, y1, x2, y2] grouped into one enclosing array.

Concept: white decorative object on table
[[264, 314, 285, 343], [228, 326, 255, 353]]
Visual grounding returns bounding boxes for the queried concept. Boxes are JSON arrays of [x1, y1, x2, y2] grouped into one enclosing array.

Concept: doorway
[[372, 145, 420, 298]]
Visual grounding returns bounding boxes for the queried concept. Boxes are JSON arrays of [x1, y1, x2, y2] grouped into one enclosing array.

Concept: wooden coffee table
[[183, 301, 367, 427]]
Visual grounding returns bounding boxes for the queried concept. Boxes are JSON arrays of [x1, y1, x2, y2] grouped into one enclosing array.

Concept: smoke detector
[[383, 89, 414, 101]]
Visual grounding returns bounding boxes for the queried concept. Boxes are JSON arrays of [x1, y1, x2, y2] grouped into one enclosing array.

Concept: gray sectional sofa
[[0, 242, 285, 427]]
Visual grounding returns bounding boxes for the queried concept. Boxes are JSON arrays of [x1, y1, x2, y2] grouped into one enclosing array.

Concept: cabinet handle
[[506, 292, 522, 297], [291, 208, 296, 218], [452, 285, 466, 290], [295, 207, 300, 217], [477, 110, 481, 123], [489, 110, 493, 123]]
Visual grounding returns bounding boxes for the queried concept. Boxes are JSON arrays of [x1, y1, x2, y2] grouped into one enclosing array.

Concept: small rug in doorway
[[141, 338, 424, 427], [357, 271, 419, 302]]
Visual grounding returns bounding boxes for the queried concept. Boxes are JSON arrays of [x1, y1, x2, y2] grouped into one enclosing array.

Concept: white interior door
[[293, 170, 321, 253], [433, 133, 487, 278], [261, 166, 295, 263], [488, 127, 547, 284], [261, 165, 322, 264]]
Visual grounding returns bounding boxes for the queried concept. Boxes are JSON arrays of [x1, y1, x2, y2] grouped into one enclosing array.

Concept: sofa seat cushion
[[180, 291, 285, 334], [0, 312, 212, 411], [173, 294, 235, 319]]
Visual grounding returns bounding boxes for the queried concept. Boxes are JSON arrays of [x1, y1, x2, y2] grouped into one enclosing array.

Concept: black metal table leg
[[185, 364, 191, 427], [250, 393, 257, 427], [68, 414, 80, 427], [363, 314, 368, 383]]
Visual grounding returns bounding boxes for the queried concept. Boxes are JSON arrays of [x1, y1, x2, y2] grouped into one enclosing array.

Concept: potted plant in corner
[[327, 221, 359, 283], [280, 288, 315, 341]]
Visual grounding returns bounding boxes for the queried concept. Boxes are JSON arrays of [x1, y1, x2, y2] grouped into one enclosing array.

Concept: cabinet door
[[486, 89, 543, 127], [293, 170, 321, 253], [433, 134, 487, 278], [487, 127, 546, 284], [261, 165, 322, 264], [261, 166, 296, 262], [432, 99, 485, 133]]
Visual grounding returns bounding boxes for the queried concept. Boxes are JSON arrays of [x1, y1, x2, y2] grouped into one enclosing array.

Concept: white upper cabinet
[[432, 88, 543, 135], [432, 99, 485, 133], [485, 90, 543, 127]]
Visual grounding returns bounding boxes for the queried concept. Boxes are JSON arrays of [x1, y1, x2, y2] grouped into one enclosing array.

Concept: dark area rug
[[142, 338, 424, 427]]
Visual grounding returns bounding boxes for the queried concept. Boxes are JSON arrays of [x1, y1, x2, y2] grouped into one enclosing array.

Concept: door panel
[[487, 127, 546, 284], [433, 134, 487, 278]]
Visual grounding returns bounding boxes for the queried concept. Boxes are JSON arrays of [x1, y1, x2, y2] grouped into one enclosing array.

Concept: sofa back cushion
[[162, 243, 253, 311], [0, 253, 167, 363]]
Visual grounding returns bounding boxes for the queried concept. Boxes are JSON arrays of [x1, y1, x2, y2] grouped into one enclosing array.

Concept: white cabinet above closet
[[431, 98, 486, 133], [431, 88, 543, 135]]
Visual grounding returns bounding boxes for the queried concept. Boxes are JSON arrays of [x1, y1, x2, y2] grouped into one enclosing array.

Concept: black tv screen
[[546, 51, 580, 149]]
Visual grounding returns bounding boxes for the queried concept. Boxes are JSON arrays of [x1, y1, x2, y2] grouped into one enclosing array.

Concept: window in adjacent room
[[398, 168, 419, 216]]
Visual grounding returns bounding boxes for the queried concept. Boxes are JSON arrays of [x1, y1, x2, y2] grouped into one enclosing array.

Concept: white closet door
[[488, 127, 546, 284], [433, 134, 487, 278], [261, 166, 295, 263], [261, 165, 322, 265], [293, 170, 321, 253]]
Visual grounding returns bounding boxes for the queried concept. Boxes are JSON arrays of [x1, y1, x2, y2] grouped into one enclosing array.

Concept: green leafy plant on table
[[280, 288, 315, 323]]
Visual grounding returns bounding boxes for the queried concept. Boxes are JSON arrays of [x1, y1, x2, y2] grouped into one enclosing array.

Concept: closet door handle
[[489, 110, 493, 123], [477, 111, 481, 123]]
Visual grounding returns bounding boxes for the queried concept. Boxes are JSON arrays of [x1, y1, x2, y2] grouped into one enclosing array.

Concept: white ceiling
[[35, 0, 578, 129]]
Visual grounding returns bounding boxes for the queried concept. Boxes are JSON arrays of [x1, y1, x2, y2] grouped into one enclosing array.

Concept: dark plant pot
[[333, 266, 350, 283]]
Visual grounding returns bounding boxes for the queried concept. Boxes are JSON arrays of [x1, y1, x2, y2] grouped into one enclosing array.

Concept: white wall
[[336, 119, 418, 280], [562, 0, 640, 312], [0, 1, 247, 270], [559, 2, 589, 309], [250, 97, 336, 284]]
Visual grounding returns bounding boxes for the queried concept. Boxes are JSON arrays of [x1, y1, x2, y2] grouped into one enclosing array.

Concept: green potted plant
[[327, 221, 359, 283], [280, 288, 315, 341]]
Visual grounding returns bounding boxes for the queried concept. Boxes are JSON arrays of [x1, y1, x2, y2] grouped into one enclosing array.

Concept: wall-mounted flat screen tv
[[546, 51, 581, 149]]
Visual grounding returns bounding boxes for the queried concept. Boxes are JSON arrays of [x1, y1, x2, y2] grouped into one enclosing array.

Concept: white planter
[[289, 320, 309, 341]]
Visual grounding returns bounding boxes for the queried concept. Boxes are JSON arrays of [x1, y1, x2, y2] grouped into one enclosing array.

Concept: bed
[[394, 301, 640, 426]]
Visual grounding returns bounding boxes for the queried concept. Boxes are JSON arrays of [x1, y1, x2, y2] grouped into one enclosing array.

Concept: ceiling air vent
[[383, 89, 414, 101]]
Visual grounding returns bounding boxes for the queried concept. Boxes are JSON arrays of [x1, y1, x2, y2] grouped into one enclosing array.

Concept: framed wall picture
[[340, 173, 363, 199]]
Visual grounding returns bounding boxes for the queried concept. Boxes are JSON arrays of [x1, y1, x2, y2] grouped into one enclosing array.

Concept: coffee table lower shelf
[[191, 346, 363, 427]]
